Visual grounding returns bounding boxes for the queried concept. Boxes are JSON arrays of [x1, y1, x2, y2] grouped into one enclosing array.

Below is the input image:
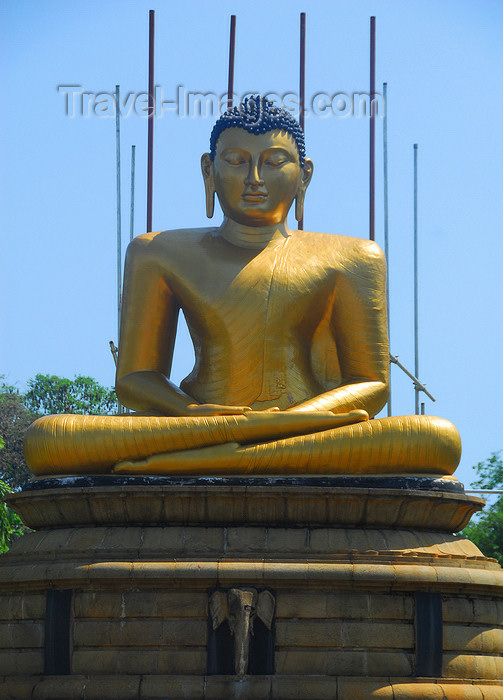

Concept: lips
[[242, 192, 268, 201]]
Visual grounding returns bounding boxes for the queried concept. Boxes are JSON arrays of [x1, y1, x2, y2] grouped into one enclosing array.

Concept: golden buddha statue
[[24, 97, 461, 478]]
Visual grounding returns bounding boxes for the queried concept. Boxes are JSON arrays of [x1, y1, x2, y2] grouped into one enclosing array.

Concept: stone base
[[3, 675, 503, 699], [0, 477, 502, 699]]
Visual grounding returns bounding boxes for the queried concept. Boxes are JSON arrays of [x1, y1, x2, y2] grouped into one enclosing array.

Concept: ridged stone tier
[[0, 475, 502, 700]]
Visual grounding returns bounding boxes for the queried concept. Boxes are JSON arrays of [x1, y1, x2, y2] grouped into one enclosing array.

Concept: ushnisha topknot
[[209, 95, 306, 167]]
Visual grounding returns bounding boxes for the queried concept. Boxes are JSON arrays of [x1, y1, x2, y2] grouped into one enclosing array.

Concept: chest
[[169, 239, 337, 330]]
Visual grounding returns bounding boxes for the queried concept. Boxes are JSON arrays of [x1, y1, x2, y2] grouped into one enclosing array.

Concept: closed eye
[[267, 157, 287, 166]]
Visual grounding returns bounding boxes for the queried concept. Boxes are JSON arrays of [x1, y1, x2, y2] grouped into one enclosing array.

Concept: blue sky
[[1, 0, 502, 489]]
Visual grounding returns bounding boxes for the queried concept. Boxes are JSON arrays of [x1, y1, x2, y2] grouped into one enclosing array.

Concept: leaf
[[462, 451, 503, 566]]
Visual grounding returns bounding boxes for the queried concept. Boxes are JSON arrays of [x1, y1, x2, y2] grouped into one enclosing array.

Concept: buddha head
[[201, 96, 313, 225]]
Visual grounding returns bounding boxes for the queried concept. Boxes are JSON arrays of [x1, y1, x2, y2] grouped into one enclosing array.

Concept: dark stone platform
[[23, 474, 466, 494], [8, 475, 477, 531]]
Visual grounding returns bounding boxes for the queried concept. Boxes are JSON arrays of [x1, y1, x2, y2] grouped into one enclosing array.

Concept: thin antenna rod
[[383, 83, 391, 416], [298, 11, 306, 231], [146, 9, 155, 233], [414, 143, 419, 415], [227, 15, 236, 110], [369, 16, 376, 241], [390, 354, 435, 403], [130, 145, 136, 242], [115, 85, 122, 344], [109, 340, 119, 367]]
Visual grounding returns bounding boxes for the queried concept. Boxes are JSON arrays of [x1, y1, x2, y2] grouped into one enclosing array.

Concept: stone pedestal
[[0, 475, 502, 699]]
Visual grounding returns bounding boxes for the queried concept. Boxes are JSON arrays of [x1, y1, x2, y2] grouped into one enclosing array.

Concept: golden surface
[[24, 127, 460, 477]]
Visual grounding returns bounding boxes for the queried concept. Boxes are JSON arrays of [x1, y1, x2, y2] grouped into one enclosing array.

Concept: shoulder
[[126, 227, 218, 259], [291, 230, 385, 268]]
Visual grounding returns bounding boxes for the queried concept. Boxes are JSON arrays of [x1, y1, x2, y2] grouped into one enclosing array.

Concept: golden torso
[[135, 228, 380, 411], [116, 225, 389, 420]]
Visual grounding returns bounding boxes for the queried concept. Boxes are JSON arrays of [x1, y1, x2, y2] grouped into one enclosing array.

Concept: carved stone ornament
[[209, 587, 275, 676]]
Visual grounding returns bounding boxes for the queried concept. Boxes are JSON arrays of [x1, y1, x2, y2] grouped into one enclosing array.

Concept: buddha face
[[202, 128, 313, 226]]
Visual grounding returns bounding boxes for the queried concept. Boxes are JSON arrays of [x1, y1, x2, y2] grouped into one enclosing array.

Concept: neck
[[218, 218, 292, 249]]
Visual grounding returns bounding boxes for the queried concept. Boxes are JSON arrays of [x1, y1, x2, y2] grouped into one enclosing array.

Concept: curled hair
[[209, 96, 306, 167]]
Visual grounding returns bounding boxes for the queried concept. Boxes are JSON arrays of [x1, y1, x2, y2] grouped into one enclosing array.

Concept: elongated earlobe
[[201, 153, 216, 219], [205, 185, 215, 218], [295, 158, 314, 222], [295, 193, 305, 222]]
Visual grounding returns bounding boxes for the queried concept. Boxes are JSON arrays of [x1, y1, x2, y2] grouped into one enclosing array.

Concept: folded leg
[[24, 410, 367, 476], [114, 415, 461, 477]]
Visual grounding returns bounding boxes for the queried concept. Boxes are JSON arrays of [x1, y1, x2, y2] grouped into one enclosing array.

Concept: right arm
[[116, 234, 250, 417], [115, 233, 194, 415]]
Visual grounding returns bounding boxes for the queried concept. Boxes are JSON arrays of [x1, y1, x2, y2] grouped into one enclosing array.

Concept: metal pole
[[146, 9, 155, 233], [115, 85, 122, 344], [389, 354, 435, 402], [115, 86, 123, 415], [369, 16, 376, 242], [130, 145, 136, 242], [414, 143, 419, 415], [109, 340, 119, 367], [227, 15, 236, 110], [298, 11, 306, 231], [383, 82, 391, 417]]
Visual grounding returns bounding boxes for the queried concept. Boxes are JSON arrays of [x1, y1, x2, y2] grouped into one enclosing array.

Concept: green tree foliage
[[0, 374, 117, 552], [0, 374, 118, 489], [463, 452, 503, 567], [24, 374, 118, 416], [0, 476, 28, 552], [0, 379, 38, 488]]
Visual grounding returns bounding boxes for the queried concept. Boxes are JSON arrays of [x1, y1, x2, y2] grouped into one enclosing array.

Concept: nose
[[244, 158, 264, 187]]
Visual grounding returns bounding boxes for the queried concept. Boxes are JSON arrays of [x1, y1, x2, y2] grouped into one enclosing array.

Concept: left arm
[[288, 240, 389, 417]]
